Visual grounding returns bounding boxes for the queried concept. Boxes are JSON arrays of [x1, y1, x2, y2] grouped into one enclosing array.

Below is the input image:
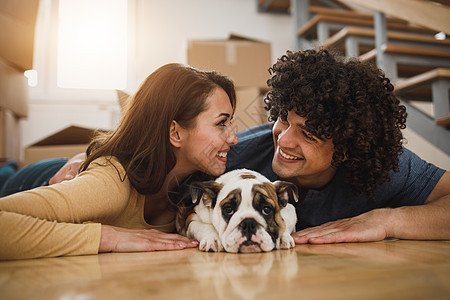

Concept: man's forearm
[[292, 195, 450, 244], [386, 195, 450, 240]]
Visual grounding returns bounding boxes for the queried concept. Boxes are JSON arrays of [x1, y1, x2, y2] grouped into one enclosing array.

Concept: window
[[57, 0, 128, 89]]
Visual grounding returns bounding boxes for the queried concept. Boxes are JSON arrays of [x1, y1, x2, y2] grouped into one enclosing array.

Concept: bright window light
[[57, 0, 127, 89]]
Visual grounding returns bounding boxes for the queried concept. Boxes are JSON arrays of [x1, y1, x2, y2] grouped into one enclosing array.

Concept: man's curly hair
[[264, 49, 407, 198]]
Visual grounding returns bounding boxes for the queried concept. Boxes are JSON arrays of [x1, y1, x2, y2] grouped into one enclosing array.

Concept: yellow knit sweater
[[0, 157, 175, 260]]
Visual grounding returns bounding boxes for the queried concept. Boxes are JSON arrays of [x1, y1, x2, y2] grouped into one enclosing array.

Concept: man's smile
[[279, 148, 302, 161]]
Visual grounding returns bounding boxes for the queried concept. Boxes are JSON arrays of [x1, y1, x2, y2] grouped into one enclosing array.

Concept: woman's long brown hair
[[80, 63, 236, 195]]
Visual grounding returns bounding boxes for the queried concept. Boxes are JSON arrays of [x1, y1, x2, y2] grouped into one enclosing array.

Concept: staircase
[[258, 0, 450, 165]]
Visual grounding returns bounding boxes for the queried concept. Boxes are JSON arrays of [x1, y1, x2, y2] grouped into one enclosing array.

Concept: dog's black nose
[[239, 218, 258, 238]]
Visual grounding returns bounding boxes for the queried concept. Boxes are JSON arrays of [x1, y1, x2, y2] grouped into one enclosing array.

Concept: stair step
[[436, 116, 450, 127], [309, 6, 406, 23], [258, 1, 355, 14], [298, 14, 435, 40], [395, 68, 450, 92], [322, 26, 450, 53], [382, 44, 450, 58], [395, 69, 450, 126], [359, 44, 450, 68]]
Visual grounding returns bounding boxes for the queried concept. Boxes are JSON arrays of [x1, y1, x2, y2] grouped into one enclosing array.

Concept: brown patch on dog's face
[[251, 183, 286, 243], [240, 174, 256, 180], [219, 188, 242, 223]]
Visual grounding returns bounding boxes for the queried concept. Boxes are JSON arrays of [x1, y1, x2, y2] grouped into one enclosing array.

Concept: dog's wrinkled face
[[190, 169, 298, 253]]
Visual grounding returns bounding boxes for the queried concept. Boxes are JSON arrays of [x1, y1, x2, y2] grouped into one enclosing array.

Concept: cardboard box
[[233, 87, 269, 133], [23, 126, 100, 166], [187, 34, 272, 88], [0, 58, 29, 118], [0, 0, 39, 71], [0, 108, 21, 161]]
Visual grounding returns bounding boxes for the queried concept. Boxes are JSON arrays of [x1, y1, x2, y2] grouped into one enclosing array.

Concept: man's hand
[[294, 172, 450, 244], [292, 209, 390, 244], [99, 225, 199, 253], [49, 153, 86, 185]]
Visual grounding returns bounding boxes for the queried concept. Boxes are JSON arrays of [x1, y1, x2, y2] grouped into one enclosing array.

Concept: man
[[226, 49, 449, 244]]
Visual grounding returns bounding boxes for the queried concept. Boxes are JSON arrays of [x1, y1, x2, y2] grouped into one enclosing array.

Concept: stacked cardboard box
[[187, 34, 271, 132], [23, 126, 102, 166], [0, 0, 39, 163], [22, 91, 125, 166]]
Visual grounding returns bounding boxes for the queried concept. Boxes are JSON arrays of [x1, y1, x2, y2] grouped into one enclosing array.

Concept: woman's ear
[[169, 120, 183, 148]]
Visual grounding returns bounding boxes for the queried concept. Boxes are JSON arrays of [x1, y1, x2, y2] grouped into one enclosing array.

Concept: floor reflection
[[0, 255, 102, 299], [187, 249, 298, 300]]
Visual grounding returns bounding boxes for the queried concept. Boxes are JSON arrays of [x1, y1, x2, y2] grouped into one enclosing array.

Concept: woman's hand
[[49, 153, 86, 185], [99, 225, 199, 253]]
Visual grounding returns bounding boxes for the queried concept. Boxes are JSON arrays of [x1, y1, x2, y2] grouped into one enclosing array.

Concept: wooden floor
[[1, 240, 449, 299]]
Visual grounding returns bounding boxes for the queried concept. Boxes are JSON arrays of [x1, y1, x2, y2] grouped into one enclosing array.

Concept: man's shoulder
[[397, 148, 445, 177], [236, 123, 274, 143], [230, 123, 274, 153], [323, 148, 445, 207], [226, 123, 277, 180], [375, 148, 446, 206]]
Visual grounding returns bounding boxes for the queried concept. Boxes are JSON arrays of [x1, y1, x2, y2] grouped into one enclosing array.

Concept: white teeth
[[280, 149, 301, 160], [216, 152, 227, 158]]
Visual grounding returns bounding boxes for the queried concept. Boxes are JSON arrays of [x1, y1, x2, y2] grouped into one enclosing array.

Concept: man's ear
[[169, 120, 183, 148]]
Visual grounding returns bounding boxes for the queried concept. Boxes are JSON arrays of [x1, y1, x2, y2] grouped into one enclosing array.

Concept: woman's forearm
[[0, 210, 101, 260]]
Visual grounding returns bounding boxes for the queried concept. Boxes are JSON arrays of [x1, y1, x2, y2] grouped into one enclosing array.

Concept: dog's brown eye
[[262, 206, 273, 216], [222, 204, 234, 216]]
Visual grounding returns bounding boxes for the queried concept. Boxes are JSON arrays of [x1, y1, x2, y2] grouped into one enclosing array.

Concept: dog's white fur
[[184, 169, 298, 253]]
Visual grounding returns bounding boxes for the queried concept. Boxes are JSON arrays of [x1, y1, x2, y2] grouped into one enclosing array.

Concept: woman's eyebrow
[[216, 113, 231, 118]]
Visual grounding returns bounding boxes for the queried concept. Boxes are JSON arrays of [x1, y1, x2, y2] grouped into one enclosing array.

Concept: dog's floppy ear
[[189, 181, 222, 208], [273, 181, 299, 207]]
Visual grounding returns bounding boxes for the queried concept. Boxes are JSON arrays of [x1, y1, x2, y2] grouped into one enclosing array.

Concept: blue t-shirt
[[226, 123, 446, 231]]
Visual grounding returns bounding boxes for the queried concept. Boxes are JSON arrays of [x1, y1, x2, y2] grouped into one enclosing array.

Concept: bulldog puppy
[[180, 169, 298, 253]]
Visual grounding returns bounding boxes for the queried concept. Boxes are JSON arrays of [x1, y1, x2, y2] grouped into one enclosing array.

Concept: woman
[[0, 63, 238, 260]]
